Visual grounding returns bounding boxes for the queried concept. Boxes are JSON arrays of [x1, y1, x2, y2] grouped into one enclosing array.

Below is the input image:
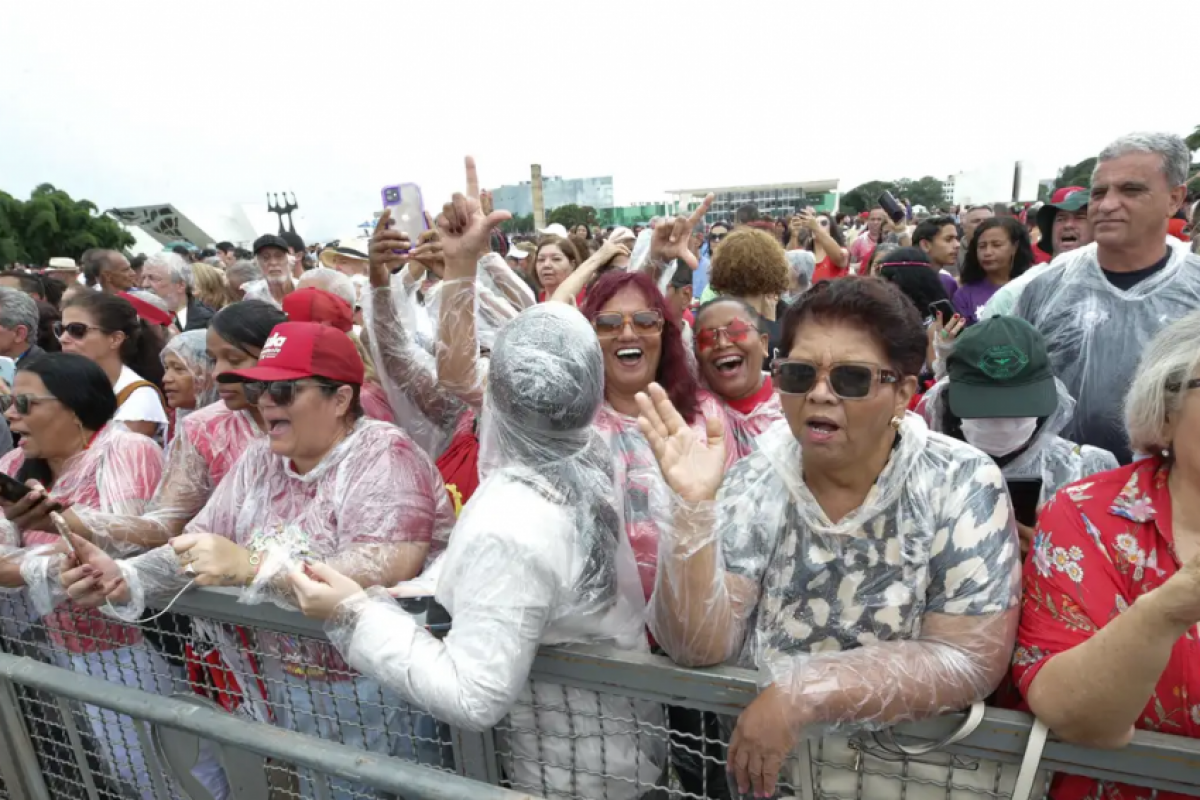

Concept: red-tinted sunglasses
[[695, 319, 758, 352]]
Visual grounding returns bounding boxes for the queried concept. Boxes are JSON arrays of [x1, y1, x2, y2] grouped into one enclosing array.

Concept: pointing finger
[[687, 193, 715, 230], [465, 156, 480, 199]]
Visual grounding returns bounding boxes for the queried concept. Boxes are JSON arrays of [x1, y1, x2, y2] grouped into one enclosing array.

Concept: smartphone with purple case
[[381, 183, 427, 244]]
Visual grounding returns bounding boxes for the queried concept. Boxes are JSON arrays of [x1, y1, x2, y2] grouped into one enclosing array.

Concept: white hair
[[1095, 131, 1191, 187], [1124, 309, 1200, 454], [147, 251, 194, 291], [297, 266, 356, 308]]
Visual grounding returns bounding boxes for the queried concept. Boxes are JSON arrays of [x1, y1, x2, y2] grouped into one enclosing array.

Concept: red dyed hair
[[581, 271, 701, 424]]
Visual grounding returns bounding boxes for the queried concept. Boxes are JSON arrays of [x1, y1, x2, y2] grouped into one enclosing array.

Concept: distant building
[[598, 203, 671, 227], [942, 175, 956, 204], [491, 175, 614, 217], [108, 203, 291, 251], [668, 180, 840, 224]]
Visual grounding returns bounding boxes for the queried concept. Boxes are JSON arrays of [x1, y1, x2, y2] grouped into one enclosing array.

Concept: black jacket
[[181, 294, 215, 332]]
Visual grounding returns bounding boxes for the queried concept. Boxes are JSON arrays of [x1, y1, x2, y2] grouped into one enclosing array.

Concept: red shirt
[[436, 411, 479, 516], [1032, 243, 1052, 264], [811, 254, 849, 284], [726, 375, 775, 416], [538, 289, 587, 305], [1014, 457, 1198, 800]]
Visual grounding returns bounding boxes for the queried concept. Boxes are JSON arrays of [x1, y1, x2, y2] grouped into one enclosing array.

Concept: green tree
[[0, 192, 25, 266], [1186, 124, 1200, 154], [499, 213, 535, 235], [840, 181, 898, 215], [545, 204, 599, 231], [1053, 157, 1097, 191], [0, 184, 134, 267], [903, 176, 947, 209]]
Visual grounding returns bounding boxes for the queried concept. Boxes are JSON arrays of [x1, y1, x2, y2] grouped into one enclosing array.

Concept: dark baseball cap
[[947, 316, 1058, 419], [253, 234, 289, 255]]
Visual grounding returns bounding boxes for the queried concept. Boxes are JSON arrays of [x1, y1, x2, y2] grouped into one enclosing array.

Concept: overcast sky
[[2, 0, 1194, 241]]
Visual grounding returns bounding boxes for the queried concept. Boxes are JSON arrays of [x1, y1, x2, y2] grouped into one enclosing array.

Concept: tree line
[[0, 184, 133, 268]]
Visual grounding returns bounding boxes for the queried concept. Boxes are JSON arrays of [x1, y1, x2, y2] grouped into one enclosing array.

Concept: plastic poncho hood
[[923, 376, 1120, 506]]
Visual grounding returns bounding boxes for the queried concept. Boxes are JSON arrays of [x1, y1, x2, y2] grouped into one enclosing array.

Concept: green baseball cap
[[947, 316, 1058, 419]]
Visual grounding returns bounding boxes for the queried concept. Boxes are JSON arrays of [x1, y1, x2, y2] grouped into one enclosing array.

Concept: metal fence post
[[449, 725, 502, 785], [0, 677, 50, 800]]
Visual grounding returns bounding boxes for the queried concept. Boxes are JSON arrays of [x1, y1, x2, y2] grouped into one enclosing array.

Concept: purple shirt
[[938, 272, 958, 301], [953, 281, 1001, 325]]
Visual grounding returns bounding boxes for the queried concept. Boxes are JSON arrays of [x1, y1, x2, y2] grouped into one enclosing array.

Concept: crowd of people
[[0, 130, 1195, 800]]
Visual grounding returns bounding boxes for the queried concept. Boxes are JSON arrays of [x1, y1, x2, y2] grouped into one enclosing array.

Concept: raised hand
[[368, 209, 413, 288], [435, 156, 513, 278], [635, 382, 726, 504], [649, 193, 714, 269]]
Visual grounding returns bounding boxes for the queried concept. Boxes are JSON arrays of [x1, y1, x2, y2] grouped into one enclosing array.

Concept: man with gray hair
[[140, 251, 214, 331], [1014, 131, 1200, 463], [0, 287, 42, 364], [225, 259, 263, 300]]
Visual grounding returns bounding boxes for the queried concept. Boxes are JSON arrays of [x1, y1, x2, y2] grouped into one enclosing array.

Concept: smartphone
[[1006, 478, 1044, 527], [0, 473, 30, 504], [395, 595, 452, 635], [878, 191, 906, 224], [50, 511, 75, 555], [928, 299, 955, 323], [0, 357, 14, 389], [381, 183, 427, 242]]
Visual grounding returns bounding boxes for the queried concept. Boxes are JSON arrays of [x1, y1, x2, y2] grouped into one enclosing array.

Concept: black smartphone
[[395, 595, 452, 635], [928, 299, 955, 323], [878, 191, 906, 224], [1006, 478, 1044, 527], [0, 473, 30, 504]]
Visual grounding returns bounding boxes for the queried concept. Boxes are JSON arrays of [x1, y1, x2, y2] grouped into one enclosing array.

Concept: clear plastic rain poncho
[[361, 253, 530, 459], [160, 329, 218, 430], [922, 376, 1119, 507], [1013, 238, 1200, 463], [76, 402, 262, 554], [324, 305, 665, 800], [649, 413, 1020, 734], [0, 425, 163, 648], [108, 418, 455, 640]]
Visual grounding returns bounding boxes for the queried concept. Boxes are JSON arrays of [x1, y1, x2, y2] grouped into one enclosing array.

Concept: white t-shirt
[[113, 366, 168, 427]]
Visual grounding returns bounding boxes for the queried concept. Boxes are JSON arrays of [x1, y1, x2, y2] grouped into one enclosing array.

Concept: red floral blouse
[[1014, 456, 1198, 800]]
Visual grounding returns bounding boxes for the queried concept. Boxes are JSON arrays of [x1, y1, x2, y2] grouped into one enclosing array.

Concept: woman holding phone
[[0, 352, 166, 799]]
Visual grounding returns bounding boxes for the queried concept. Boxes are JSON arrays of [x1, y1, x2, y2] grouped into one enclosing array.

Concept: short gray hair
[[226, 260, 262, 287], [297, 266, 356, 307], [1124, 310, 1200, 454], [0, 288, 39, 339], [147, 251, 194, 291], [1095, 132, 1191, 187]]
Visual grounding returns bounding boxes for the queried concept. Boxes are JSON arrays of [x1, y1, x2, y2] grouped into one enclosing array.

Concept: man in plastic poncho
[[1012, 132, 1200, 464]]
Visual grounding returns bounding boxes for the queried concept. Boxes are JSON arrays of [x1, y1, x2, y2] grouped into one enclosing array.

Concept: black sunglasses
[[773, 360, 899, 399], [243, 379, 338, 406], [0, 393, 57, 415], [708, 233, 727, 243], [54, 322, 99, 339]]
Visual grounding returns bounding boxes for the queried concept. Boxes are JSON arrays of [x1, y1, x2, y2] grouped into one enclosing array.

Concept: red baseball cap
[[217, 322, 364, 386], [283, 287, 353, 333], [118, 291, 174, 328]]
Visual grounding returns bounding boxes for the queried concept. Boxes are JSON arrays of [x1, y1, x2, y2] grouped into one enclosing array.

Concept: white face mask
[[961, 417, 1038, 457]]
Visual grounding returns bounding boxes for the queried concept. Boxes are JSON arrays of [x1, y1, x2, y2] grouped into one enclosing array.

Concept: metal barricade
[[0, 586, 1196, 800]]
